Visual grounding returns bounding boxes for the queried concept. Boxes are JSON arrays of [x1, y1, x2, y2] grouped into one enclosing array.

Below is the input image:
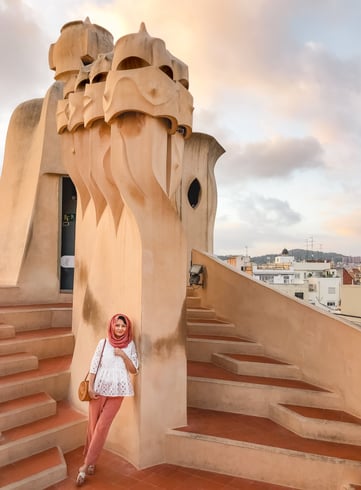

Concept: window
[[295, 292, 304, 299], [187, 178, 201, 208], [309, 284, 317, 292]]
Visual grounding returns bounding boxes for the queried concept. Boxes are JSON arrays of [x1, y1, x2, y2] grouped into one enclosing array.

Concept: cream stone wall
[[0, 82, 71, 305], [192, 249, 361, 418]]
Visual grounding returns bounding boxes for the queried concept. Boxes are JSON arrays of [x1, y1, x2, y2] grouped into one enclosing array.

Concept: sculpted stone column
[[102, 24, 193, 466], [53, 20, 193, 467], [51, 18, 114, 219]]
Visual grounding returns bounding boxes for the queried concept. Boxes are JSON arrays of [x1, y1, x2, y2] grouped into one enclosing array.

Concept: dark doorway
[[60, 177, 76, 291]]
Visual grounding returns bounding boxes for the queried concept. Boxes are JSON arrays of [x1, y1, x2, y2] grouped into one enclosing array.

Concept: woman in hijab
[[76, 313, 139, 487]]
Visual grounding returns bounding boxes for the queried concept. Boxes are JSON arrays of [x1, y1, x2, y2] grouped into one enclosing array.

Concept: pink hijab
[[107, 313, 133, 348]]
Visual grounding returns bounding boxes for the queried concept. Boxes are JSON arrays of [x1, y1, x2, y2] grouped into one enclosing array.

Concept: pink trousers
[[83, 395, 124, 466]]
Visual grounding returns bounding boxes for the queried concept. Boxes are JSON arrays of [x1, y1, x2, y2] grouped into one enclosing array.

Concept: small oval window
[[187, 178, 201, 208]]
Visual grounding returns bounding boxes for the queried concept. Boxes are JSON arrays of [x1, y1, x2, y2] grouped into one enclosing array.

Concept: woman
[[76, 313, 139, 487]]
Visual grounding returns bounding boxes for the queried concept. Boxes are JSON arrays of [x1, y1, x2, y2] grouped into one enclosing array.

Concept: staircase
[[0, 304, 87, 489], [165, 288, 361, 490]]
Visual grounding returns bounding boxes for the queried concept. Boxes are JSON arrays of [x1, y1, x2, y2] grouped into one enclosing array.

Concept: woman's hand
[[88, 374, 99, 400], [88, 386, 99, 400], [114, 347, 126, 358], [114, 348, 138, 374]]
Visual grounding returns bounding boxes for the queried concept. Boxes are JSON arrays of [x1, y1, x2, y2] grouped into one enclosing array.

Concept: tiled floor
[[47, 446, 297, 489]]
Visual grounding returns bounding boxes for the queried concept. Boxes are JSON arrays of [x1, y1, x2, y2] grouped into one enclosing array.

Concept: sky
[[1, 0, 361, 258]]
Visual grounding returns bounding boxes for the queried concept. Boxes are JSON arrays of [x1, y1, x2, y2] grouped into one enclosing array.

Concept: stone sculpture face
[[49, 18, 114, 82], [83, 52, 113, 128], [102, 23, 193, 136], [67, 91, 85, 132], [53, 18, 195, 213], [56, 99, 70, 134], [103, 66, 179, 130], [54, 20, 193, 139], [83, 83, 106, 128]]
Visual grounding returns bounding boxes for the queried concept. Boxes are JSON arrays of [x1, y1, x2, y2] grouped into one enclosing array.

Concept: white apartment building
[[251, 255, 340, 310]]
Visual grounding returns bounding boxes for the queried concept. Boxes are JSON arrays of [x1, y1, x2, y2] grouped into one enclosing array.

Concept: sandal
[[87, 465, 96, 475], [76, 470, 86, 487]]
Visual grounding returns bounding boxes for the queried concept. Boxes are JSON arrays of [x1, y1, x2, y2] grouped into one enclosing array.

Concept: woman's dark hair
[[117, 315, 127, 324]]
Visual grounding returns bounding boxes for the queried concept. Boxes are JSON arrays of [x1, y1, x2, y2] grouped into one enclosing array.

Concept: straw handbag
[[78, 339, 106, 401]]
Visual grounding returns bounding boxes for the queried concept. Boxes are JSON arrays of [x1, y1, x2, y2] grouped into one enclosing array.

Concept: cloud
[[217, 136, 324, 184], [215, 192, 302, 251], [237, 194, 302, 227], [0, 1, 52, 111]]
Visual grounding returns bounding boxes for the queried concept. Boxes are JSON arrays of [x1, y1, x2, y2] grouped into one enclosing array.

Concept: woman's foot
[[75, 470, 86, 487], [76, 465, 87, 487], [87, 464, 96, 475]]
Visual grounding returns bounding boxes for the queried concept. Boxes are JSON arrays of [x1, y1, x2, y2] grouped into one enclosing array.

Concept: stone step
[[165, 407, 361, 490], [0, 304, 72, 331], [187, 334, 264, 362], [0, 392, 57, 431], [0, 401, 87, 466], [0, 327, 74, 359], [186, 287, 199, 297], [270, 403, 361, 446], [0, 352, 38, 376], [1, 446, 67, 489], [187, 319, 237, 337], [0, 355, 72, 403], [0, 324, 15, 339], [212, 352, 301, 379], [185, 296, 201, 308], [187, 360, 341, 417], [187, 307, 217, 319]]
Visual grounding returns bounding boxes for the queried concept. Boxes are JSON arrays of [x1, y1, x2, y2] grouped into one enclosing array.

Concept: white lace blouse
[[90, 338, 139, 397]]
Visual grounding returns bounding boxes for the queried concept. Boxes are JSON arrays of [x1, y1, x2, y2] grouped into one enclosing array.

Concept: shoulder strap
[[94, 339, 106, 379]]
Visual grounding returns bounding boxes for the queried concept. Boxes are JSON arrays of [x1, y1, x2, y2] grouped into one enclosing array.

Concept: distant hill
[[250, 249, 348, 265], [217, 249, 359, 265]]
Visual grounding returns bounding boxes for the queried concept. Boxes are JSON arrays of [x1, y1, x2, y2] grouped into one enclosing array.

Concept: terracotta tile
[[176, 407, 361, 463], [0, 303, 71, 310], [8, 327, 71, 339], [2, 447, 61, 486], [188, 334, 253, 343], [282, 404, 361, 424], [50, 447, 298, 490], [226, 477, 298, 489], [3, 401, 84, 442], [0, 355, 72, 386], [188, 360, 328, 391]]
